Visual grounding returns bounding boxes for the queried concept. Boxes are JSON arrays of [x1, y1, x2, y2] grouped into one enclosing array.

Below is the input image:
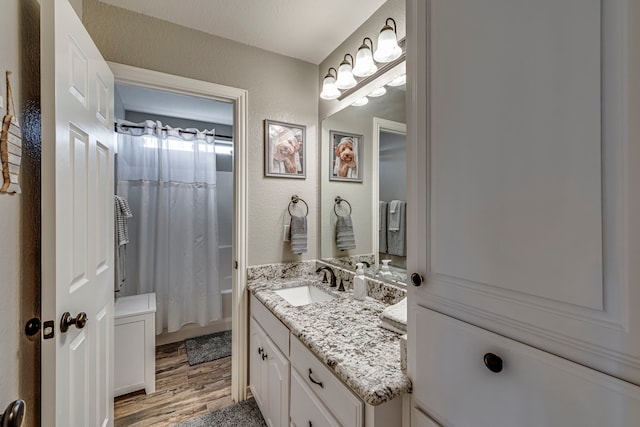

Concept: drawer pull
[[483, 352, 503, 373], [258, 347, 263, 355], [308, 369, 324, 388], [262, 353, 268, 360]]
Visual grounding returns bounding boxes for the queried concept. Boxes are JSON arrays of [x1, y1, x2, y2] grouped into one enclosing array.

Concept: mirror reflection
[[320, 65, 407, 284]]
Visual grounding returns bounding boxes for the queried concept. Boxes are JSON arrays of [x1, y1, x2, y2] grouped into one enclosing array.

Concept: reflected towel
[[387, 201, 406, 256], [388, 200, 402, 231], [290, 215, 307, 254], [379, 201, 387, 254], [336, 214, 356, 251]]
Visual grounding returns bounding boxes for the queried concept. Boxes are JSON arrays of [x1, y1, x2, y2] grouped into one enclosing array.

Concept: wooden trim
[[107, 62, 250, 402]]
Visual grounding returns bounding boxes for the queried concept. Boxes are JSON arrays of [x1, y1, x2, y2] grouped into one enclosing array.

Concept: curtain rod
[[114, 123, 233, 140]]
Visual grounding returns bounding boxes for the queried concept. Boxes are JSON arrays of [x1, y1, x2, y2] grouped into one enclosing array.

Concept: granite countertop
[[247, 276, 412, 406]]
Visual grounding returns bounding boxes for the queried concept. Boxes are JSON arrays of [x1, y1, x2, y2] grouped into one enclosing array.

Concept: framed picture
[[329, 130, 363, 182], [264, 119, 306, 178]]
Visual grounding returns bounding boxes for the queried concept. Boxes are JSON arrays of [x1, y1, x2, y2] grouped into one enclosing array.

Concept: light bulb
[[352, 37, 378, 77], [351, 97, 369, 107], [368, 87, 387, 97], [320, 68, 341, 100], [387, 74, 406, 87], [335, 54, 357, 90], [373, 18, 402, 63]]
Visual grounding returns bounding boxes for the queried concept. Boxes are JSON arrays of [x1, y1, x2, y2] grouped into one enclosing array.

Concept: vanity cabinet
[[250, 294, 403, 427], [407, 0, 640, 424], [250, 317, 290, 427]]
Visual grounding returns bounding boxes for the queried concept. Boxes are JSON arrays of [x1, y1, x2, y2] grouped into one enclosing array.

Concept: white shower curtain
[[116, 120, 221, 334]]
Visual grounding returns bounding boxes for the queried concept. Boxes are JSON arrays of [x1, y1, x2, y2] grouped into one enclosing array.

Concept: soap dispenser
[[353, 262, 367, 301], [380, 259, 393, 279]]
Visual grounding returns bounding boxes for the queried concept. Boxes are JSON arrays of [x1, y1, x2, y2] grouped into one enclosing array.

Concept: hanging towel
[[114, 195, 133, 291], [1, 73, 22, 194], [290, 215, 308, 254], [336, 214, 356, 251], [387, 200, 406, 256], [379, 297, 407, 334], [379, 201, 388, 254]]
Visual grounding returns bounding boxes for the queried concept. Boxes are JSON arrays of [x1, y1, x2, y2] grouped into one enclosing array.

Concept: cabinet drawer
[[413, 307, 640, 427], [251, 294, 289, 355], [290, 335, 363, 427], [290, 369, 340, 427]]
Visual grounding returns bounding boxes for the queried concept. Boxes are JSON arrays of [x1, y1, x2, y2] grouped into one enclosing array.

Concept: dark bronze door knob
[[60, 312, 88, 333], [410, 273, 424, 287], [483, 352, 503, 373]]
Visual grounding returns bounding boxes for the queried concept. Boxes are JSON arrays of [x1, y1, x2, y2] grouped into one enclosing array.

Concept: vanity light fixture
[[387, 74, 406, 87], [373, 18, 402, 63], [351, 97, 369, 107], [335, 54, 358, 90], [320, 67, 341, 100], [368, 86, 387, 97], [352, 37, 378, 77]]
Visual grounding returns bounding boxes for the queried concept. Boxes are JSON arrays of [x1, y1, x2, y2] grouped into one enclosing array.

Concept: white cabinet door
[[250, 318, 268, 415], [41, 0, 115, 425], [263, 335, 290, 427], [407, 0, 640, 386], [250, 317, 290, 427]]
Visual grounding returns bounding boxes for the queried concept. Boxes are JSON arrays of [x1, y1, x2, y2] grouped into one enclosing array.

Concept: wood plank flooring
[[114, 341, 233, 427]]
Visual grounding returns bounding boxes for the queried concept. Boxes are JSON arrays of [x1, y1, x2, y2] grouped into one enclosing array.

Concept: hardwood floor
[[114, 341, 233, 426]]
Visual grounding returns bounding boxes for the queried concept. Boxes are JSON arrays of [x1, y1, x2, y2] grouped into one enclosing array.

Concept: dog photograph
[[265, 119, 306, 178], [330, 130, 363, 182]]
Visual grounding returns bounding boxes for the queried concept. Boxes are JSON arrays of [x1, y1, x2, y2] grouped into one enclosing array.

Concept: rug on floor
[[185, 330, 232, 366], [175, 397, 267, 427]]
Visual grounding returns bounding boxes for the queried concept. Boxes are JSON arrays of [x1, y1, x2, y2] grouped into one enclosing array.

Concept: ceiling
[[115, 83, 234, 125], [99, 0, 387, 64]]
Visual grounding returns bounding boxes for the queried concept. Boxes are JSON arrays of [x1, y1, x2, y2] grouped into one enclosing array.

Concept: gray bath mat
[[185, 330, 232, 366], [175, 398, 266, 427]]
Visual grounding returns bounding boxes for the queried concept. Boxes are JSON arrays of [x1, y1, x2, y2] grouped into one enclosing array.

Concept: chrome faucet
[[315, 266, 337, 288]]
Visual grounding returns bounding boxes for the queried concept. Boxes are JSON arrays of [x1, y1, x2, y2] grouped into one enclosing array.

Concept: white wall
[[82, 0, 320, 266]]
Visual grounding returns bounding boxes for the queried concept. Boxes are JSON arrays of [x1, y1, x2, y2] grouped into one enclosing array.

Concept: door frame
[[108, 62, 249, 402]]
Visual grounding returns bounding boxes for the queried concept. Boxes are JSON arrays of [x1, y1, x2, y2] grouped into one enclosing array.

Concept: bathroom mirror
[[319, 61, 407, 284]]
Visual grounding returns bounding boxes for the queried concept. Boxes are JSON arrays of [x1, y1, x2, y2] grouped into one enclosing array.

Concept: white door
[[407, 0, 640, 398], [41, 0, 115, 426]]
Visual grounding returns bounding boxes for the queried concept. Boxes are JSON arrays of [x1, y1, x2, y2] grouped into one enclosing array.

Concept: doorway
[[108, 64, 249, 417]]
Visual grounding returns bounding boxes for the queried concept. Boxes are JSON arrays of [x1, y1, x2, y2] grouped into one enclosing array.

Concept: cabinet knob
[[483, 352, 503, 373], [261, 353, 267, 361], [410, 273, 424, 287], [258, 347, 263, 355]]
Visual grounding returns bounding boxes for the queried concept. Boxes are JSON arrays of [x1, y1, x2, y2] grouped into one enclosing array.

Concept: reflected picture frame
[[329, 130, 363, 182], [264, 119, 306, 179]]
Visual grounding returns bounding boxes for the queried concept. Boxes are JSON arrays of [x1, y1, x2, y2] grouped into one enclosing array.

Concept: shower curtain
[[116, 120, 221, 334]]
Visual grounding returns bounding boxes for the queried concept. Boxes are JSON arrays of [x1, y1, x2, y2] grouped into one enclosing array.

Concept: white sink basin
[[274, 285, 335, 307]]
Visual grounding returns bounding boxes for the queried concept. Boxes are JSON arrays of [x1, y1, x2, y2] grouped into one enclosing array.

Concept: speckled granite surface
[[247, 277, 412, 406]]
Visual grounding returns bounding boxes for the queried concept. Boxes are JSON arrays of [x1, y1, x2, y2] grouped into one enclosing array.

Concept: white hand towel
[[380, 297, 407, 327]]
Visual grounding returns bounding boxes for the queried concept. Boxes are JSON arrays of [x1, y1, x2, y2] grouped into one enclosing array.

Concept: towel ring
[[334, 196, 352, 216], [288, 195, 309, 217]]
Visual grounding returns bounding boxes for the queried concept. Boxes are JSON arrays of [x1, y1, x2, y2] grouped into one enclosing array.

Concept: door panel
[[41, 0, 115, 425], [407, 0, 640, 388]]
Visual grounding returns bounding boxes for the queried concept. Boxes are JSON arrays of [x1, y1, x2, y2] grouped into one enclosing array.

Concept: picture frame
[[329, 130, 363, 182], [264, 119, 306, 178]]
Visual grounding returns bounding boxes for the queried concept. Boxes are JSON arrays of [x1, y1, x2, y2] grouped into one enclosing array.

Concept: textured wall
[[82, 0, 320, 266]]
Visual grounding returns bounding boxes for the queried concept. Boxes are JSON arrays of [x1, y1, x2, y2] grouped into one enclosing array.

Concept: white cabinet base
[[114, 293, 156, 397]]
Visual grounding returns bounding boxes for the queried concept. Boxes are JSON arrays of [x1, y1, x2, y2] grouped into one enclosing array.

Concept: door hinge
[[234, 260, 238, 270]]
